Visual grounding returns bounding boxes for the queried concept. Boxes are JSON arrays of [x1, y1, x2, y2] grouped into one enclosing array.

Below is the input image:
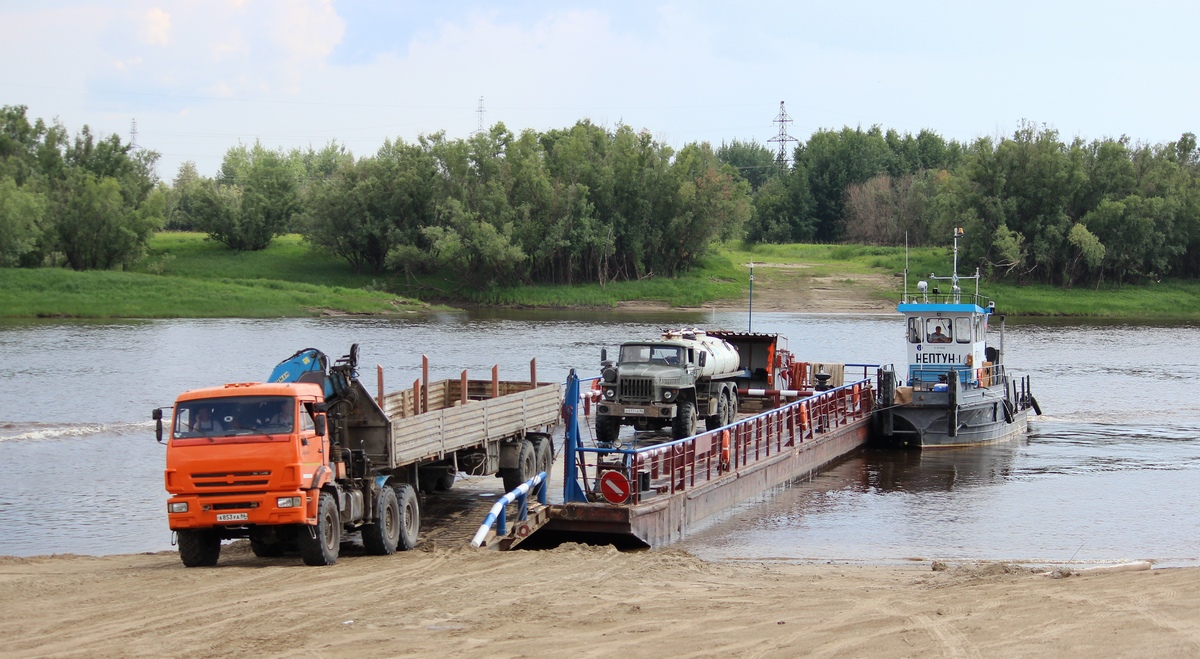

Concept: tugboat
[[876, 229, 1040, 447]]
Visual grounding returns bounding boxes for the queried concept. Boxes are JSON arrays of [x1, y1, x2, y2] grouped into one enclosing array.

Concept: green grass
[[989, 280, 1200, 318], [4, 232, 1200, 319], [0, 267, 419, 318]]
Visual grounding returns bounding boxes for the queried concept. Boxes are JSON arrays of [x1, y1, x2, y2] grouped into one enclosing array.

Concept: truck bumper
[[166, 490, 313, 530], [597, 402, 676, 419]]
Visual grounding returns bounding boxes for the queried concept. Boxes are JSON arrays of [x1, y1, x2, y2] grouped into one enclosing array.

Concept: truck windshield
[[619, 345, 684, 366], [174, 396, 295, 439]]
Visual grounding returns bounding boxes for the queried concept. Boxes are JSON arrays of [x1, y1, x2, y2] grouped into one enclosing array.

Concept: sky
[[2, 0, 1198, 181]]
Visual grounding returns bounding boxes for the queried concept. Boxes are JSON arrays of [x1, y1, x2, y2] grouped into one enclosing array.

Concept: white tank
[[660, 329, 741, 378]]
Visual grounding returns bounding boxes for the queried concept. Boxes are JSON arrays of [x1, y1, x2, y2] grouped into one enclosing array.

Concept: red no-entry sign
[[599, 470, 631, 504]]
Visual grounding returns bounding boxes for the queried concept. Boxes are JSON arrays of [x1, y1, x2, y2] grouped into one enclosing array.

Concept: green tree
[[716, 139, 777, 191], [0, 176, 46, 266], [195, 143, 301, 250], [48, 169, 161, 270]]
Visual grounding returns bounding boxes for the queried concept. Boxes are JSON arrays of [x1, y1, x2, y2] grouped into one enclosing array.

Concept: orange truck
[[154, 345, 561, 567]]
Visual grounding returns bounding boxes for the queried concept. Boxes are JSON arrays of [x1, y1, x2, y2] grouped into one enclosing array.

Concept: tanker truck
[[594, 329, 745, 442]]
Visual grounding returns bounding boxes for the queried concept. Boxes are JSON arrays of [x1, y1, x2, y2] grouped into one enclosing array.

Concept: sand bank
[[2, 545, 1197, 657]]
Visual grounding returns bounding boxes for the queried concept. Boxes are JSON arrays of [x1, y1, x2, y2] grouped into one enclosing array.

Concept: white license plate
[[216, 513, 248, 522], [624, 408, 645, 414]]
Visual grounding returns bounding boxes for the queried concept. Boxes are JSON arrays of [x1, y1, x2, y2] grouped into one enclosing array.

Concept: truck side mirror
[[152, 408, 164, 444], [315, 415, 326, 437], [698, 351, 707, 367]]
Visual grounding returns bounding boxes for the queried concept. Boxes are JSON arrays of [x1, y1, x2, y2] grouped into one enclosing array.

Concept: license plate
[[624, 407, 645, 414], [216, 513, 248, 522]]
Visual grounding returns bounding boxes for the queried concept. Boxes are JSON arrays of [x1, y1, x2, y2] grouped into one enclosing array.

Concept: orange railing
[[570, 379, 874, 505]]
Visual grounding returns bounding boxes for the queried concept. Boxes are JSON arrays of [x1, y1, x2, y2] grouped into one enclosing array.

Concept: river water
[[2, 312, 1198, 565]]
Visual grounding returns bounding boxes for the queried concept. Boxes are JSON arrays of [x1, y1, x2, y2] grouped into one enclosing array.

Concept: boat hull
[[877, 385, 1029, 448]]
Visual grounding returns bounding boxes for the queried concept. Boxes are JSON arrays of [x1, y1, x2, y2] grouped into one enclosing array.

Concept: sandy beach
[[2, 544, 1198, 658]]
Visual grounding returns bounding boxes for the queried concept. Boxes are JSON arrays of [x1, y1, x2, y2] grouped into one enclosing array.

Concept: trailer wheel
[[534, 437, 553, 478], [394, 484, 420, 551], [595, 415, 620, 445], [298, 491, 340, 566], [672, 401, 697, 439], [501, 439, 537, 492], [177, 529, 220, 567], [362, 486, 401, 555], [706, 393, 727, 431]]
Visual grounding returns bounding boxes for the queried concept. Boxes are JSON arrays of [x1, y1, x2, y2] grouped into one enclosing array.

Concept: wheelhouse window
[[173, 396, 295, 439], [925, 319, 952, 343], [907, 317, 922, 344], [954, 317, 971, 343], [619, 345, 684, 365]]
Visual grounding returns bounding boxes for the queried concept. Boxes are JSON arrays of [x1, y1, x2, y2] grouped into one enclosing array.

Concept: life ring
[[852, 384, 861, 411], [966, 354, 974, 367], [719, 430, 731, 470], [800, 404, 810, 430]]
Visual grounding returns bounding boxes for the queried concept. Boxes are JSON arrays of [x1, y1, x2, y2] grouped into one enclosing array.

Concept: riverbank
[[2, 547, 1197, 657], [3, 233, 1200, 318]]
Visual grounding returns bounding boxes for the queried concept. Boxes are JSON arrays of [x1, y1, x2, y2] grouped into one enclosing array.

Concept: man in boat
[[929, 325, 951, 343]]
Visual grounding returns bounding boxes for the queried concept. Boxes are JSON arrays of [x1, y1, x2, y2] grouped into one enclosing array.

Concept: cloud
[[139, 7, 171, 46]]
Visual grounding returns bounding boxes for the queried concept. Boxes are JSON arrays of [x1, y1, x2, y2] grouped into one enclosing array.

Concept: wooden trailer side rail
[[384, 381, 562, 466]]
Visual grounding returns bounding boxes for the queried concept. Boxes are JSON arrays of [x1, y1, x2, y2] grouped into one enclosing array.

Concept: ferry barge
[[876, 229, 1041, 448]]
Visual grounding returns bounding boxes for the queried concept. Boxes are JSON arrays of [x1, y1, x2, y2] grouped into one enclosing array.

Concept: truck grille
[[190, 471, 272, 488], [619, 378, 653, 401]]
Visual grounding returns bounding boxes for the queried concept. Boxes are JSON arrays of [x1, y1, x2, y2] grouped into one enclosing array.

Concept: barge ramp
[[508, 371, 875, 549]]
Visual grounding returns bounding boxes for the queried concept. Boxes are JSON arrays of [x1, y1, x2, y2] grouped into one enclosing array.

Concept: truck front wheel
[[177, 529, 220, 567], [394, 484, 420, 551], [362, 486, 400, 555], [596, 415, 620, 445], [298, 491, 340, 566], [672, 401, 697, 439]]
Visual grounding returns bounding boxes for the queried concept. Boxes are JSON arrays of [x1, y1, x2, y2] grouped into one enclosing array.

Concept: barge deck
[[514, 371, 875, 549]]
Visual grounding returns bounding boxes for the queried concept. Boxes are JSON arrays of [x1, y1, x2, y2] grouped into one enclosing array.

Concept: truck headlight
[[276, 496, 302, 508], [604, 388, 616, 400], [168, 502, 188, 513], [663, 389, 676, 401]]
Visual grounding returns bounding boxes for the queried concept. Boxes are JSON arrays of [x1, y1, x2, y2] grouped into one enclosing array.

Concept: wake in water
[[0, 420, 155, 443]]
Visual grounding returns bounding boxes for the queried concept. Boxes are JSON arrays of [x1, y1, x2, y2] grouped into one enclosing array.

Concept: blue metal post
[[563, 370, 589, 503]]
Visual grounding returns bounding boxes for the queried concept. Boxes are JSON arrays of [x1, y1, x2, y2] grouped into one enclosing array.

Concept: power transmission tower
[[473, 96, 486, 136], [768, 101, 797, 170], [129, 118, 139, 149]]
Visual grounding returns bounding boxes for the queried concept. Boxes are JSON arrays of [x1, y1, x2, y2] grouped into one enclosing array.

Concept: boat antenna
[[904, 232, 909, 303], [952, 227, 963, 303]]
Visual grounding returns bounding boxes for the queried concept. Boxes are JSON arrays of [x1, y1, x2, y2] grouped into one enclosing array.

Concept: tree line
[[2, 103, 1198, 289], [726, 122, 1200, 287]]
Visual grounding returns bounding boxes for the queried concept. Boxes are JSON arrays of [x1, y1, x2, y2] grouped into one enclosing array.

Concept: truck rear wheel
[[595, 415, 620, 445], [298, 491, 340, 566], [178, 529, 220, 567], [394, 484, 420, 550], [501, 439, 536, 492], [362, 486, 400, 555], [672, 401, 697, 439], [534, 437, 553, 478], [706, 393, 727, 431]]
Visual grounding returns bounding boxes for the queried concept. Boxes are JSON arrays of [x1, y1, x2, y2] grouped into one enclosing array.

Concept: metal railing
[[470, 471, 548, 547], [564, 377, 874, 506]]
